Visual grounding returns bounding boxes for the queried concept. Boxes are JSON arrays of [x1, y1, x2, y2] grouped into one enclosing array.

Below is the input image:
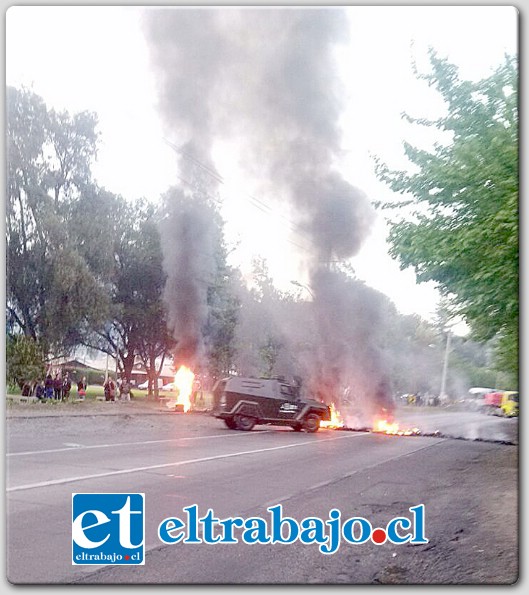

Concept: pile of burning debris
[[165, 368, 423, 437], [162, 368, 516, 445], [163, 365, 196, 413], [321, 403, 422, 436]]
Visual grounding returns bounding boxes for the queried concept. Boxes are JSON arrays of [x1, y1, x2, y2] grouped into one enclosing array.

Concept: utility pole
[[439, 330, 452, 400]]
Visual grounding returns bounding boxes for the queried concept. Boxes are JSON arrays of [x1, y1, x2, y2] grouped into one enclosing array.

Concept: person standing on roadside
[[77, 376, 87, 400], [21, 380, 31, 397], [120, 378, 131, 401], [45, 373, 54, 399], [35, 379, 45, 400], [104, 375, 116, 402], [53, 372, 62, 400], [62, 372, 72, 402]]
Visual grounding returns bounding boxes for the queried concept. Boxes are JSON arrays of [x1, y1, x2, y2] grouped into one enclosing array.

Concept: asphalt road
[[6, 405, 518, 585]]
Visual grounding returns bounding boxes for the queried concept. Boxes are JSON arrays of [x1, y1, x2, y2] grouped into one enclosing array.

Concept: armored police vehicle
[[212, 376, 331, 432]]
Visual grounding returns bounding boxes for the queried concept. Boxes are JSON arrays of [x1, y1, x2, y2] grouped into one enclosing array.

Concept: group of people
[[20, 372, 132, 402], [103, 376, 132, 401], [404, 393, 440, 407], [22, 371, 87, 402]]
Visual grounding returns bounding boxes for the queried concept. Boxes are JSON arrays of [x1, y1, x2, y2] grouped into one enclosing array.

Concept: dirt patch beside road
[[6, 398, 223, 451], [5, 396, 181, 418]]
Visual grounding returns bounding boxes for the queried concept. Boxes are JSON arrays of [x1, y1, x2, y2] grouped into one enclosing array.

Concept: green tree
[[232, 258, 290, 378], [84, 199, 166, 383], [135, 218, 176, 397], [6, 335, 46, 389], [374, 52, 518, 379], [6, 86, 109, 355], [204, 250, 240, 381], [258, 335, 284, 378]]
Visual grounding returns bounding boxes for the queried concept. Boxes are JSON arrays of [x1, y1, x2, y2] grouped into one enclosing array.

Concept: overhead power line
[[164, 139, 319, 257], [163, 138, 224, 184]]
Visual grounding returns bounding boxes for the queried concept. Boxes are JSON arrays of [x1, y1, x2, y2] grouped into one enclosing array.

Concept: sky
[[5, 5, 518, 330]]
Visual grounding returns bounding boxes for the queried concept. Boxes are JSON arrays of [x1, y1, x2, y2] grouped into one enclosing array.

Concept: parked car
[[162, 382, 175, 391], [465, 387, 495, 411], [500, 391, 519, 417], [138, 379, 164, 390], [484, 391, 503, 409]]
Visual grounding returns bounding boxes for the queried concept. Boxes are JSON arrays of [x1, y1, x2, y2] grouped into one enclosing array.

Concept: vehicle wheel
[[303, 413, 320, 433], [234, 414, 256, 431], [224, 418, 237, 429]]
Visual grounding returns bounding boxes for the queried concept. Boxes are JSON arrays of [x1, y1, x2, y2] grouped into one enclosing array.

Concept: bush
[[6, 335, 46, 389]]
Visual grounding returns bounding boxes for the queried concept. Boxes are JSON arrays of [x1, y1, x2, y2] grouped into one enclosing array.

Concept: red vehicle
[[484, 391, 503, 409]]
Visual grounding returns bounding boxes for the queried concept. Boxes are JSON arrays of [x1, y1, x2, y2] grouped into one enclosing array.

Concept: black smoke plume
[[144, 8, 394, 414]]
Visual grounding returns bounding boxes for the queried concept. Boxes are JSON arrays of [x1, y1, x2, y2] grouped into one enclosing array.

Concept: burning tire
[[224, 418, 237, 429], [302, 413, 321, 433], [234, 414, 256, 431]]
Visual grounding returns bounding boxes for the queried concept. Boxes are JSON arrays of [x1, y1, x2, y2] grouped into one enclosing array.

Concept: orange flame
[[171, 365, 195, 413], [321, 403, 345, 429], [373, 416, 420, 436]]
